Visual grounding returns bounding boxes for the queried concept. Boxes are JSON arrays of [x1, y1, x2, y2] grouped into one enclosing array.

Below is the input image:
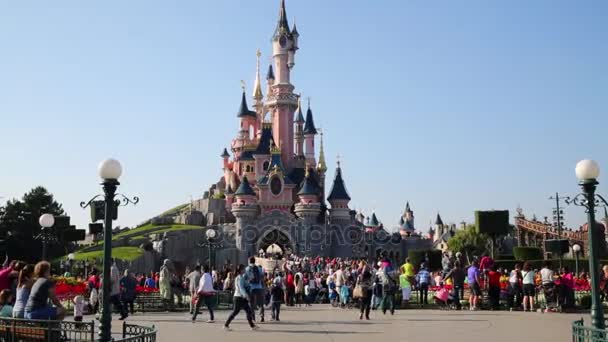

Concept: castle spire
[[237, 85, 256, 118], [327, 160, 351, 202], [266, 64, 275, 81], [295, 96, 305, 123], [303, 99, 317, 135], [317, 129, 327, 172], [273, 0, 291, 38], [435, 213, 444, 226], [253, 49, 263, 100]]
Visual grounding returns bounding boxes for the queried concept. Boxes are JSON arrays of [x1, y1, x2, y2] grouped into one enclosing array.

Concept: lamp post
[[80, 158, 138, 342], [199, 228, 222, 268], [565, 159, 607, 330], [573, 244, 581, 277], [38, 214, 55, 261]]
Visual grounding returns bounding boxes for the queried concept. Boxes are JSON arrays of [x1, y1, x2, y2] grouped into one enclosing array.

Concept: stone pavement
[[116, 305, 582, 342]]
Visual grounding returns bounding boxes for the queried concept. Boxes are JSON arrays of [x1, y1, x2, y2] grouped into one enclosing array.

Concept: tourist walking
[[110, 261, 126, 320], [521, 262, 535, 312], [186, 265, 202, 314], [270, 273, 284, 321], [246, 257, 266, 322], [379, 265, 396, 315], [192, 265, 216, 323], [355, 262, 373, 320], [224, 264, 258, 331], [120, 270, 137, 318]]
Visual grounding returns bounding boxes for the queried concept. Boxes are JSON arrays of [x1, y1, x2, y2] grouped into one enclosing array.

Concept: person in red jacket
[[487, 265, 501, 310]]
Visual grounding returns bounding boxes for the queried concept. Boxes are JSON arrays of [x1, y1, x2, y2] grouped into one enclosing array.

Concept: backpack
[[250, 265, 261, 285]]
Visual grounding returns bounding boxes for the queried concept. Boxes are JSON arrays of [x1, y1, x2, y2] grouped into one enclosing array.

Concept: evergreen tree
[[0, 187, 65, 262]]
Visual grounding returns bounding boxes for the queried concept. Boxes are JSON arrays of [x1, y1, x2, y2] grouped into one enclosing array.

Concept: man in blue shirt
[[415, 263, 431, 305], [245, 256, 266, 322]]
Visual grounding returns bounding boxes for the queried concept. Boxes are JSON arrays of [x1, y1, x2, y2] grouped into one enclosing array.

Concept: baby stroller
[[542, 283, 560, 312]]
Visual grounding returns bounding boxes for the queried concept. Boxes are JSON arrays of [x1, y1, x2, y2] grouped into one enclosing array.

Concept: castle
[[169, 0, 433, 265]]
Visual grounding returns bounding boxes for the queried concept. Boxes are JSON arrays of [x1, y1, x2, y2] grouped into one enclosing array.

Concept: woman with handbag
[[192, 265, 216, 323], [355, 261, 373, 320]]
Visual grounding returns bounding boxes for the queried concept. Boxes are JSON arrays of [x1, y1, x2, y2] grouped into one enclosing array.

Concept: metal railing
[[0, 317, 95, 342], [572, 319, 608, 342], [0, 317, 156, 342], [117, 322, 157, 342]]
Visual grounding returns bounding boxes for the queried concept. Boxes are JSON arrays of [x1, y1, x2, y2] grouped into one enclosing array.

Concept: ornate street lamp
[[572, 243, 582, 277], [80, 159, 138, 342], [565, 159, 607, 330], [38, 214, 55, 261], [199, 228, 222, 268]]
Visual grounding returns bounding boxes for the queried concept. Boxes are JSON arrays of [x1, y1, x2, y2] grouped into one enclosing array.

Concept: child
[[270, 275, 284, 322], [73, 295, 85, 322], [328, 280, 338, 306], [340, 281, 351, 308], [399, 272, 412, 305], [372, 276, 383, 310]]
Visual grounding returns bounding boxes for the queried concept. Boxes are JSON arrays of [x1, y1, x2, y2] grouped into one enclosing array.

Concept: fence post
[[91, 320, 95, 342]]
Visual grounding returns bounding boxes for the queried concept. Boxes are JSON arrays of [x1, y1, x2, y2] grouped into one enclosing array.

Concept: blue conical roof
[[237, 92, 257, 118], [266, 64, 275, 80], [327, 165, 350, 201], [303, 106, 317, 135], [369, 213, 379, 227], [297, 170, 318, 196], [234, 176, 256, 196]]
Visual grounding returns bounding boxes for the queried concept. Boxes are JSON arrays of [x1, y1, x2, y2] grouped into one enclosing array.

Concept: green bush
[[579, 295, 591, 309], [513, 247, 543, 261], [494, 259, 608, 272], [408, 249, 443, 271]]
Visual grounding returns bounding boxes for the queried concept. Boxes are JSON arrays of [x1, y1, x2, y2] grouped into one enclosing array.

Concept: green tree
[[447, 225, 490, 262], [0, 187, 65, 262]]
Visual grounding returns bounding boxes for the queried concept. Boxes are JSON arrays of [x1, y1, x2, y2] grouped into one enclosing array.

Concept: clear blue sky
[[1, 0, 607, 233]]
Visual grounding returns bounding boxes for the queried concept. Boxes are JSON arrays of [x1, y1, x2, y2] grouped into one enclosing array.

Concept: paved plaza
[[117, 305, 581, 342]]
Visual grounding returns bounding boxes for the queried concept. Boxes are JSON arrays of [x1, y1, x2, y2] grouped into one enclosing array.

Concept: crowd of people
[[0, 250, 602, 328]]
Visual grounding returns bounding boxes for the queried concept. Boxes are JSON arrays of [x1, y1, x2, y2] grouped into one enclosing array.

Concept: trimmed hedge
[[513, 247, 543, 261], [408, 249, 443, 271], [494, 259, 608, 272]]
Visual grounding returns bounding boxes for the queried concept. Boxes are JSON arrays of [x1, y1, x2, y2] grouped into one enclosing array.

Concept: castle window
[[263, 161, 270, 171], [270, 176, 282, 196]]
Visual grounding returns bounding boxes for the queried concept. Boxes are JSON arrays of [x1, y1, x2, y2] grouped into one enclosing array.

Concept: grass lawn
[[73, 246, 143, 261], [113, 224, 202, 240]]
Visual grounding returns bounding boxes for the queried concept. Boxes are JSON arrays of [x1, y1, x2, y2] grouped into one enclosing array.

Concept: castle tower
[[221, 148, 230, 169], [435, 213, 444, 240], [327, 160, 351, 224], [303, 101, 317, 167], [267, 0, 298, 168], [232, 176, 259, 260], [366, 212, 380, 233], [294, 97, 305, 157]]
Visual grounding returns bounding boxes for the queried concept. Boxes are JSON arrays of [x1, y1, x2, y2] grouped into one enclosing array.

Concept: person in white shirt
[[540, 261, 555, 285], [224, 264, 258, 331], [334, 265, 346, 298], [521, 262, 536, 311], [191, 265, 216, 323], [186, 265, 201, 315]]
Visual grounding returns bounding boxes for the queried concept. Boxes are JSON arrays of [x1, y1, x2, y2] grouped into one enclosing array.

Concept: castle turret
[[327, 160, 351, 224], [221, 148, 230, 169], [366, 212, 380, 233], [225, 184, 235, 212], [232, 176, 259, 261], [294, 97, 305, 157], [303, 101, 317, 167], [435, 213, 444, 237]]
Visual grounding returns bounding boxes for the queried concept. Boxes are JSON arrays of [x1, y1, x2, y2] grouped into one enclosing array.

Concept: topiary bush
[[408, 249, 443, 271], [513, 247, 543, 261]]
